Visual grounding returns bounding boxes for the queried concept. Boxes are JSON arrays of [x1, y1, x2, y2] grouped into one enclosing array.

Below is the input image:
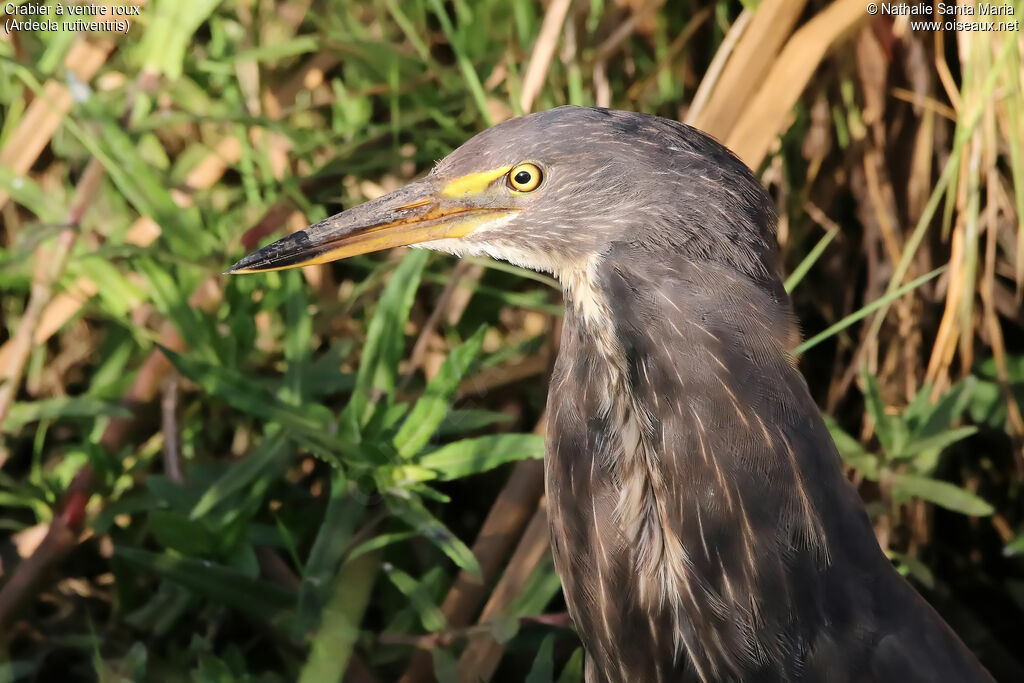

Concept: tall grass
[[1, 1, 1022, 680]]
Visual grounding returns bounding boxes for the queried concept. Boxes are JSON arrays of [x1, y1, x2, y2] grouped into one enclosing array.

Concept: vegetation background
[[1, 0, 1023, 680]]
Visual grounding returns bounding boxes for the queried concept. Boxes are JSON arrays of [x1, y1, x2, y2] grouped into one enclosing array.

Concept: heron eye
[[508, 163, 542, 192]]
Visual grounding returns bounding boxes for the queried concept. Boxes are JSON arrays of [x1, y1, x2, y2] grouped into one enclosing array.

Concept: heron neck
[[546, 246, 985, 681], [561, 248, 799, 372]]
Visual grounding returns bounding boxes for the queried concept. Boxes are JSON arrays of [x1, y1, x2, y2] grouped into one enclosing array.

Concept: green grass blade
[[419, 433, 545, 480], [391, 497, 481, 577], [114, 547, 295, 623], [159, 345, 335, 437], [891, 473, 994, 517], [394, 325, 486, 458], [382, 564, 447, 632], [297, 471, 365, 633], [190, 434, 290, 519], [349, 250, 429, 424], [426, 0, 493, 126], [298, 551, 379, 683], [795, 266, 945, 355], [4, 397, 131, 431], [784, 226, 838, 293], [525, 633, 556, 683], [557, 649, 585, 683]]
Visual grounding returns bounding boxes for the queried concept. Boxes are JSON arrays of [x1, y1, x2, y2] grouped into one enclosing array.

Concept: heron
[[229, 107, 993, 682]]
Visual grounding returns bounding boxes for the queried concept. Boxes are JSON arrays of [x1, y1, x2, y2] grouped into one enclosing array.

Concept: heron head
[[227, 106, 775, 281]]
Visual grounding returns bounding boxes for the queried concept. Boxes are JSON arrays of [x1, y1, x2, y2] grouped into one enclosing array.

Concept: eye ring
[[508, 163, 543, 192]]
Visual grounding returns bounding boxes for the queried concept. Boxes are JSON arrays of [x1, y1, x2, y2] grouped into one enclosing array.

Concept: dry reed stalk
[[907, 103, 938, 223], [519, 0, 573, 113], [456, 499, 551, 682], [688, 0, 806, 138], [443, 263, 487, 327], [980, 171, 1024, 440], [0, 158, 106, 461], [862, 153, 904, 268], [591, 0, 664, 64], [589, 0, 665, 110], [890, 87, 958, 121], [685, 8, 750, 125], [933, 29, 962, 114], [727, 0, 868, 168], [0, 217, 161, 372], [402, 260, 473, 386], [456, 355, 551, 400], [0, 38, 114, 210], [924, 27, 1016, 395], [926, 221, 967, 393], [398, 423, 547, 683], [0, 228, 77, 442]]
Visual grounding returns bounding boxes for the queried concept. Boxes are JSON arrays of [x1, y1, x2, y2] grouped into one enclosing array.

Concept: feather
[[546, 246, 994, 682]]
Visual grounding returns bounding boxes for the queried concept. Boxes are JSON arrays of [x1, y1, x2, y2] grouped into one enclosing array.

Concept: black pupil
[[514, 170, 533, 185]]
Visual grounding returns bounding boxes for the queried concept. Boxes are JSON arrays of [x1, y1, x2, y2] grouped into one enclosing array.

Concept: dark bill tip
[[224, 230, 321, 274]]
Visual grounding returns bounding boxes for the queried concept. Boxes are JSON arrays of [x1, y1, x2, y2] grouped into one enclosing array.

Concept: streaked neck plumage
[[543, 242, 991, 682]]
